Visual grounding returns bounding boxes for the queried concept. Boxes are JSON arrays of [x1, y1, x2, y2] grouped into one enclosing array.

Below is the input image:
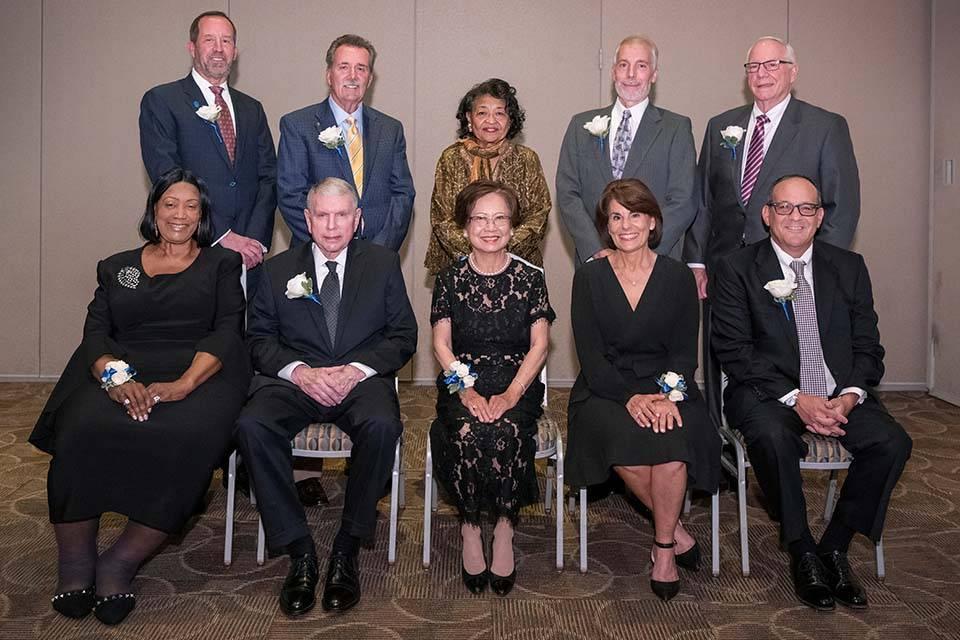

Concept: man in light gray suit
[[557, 35, 696, 264]]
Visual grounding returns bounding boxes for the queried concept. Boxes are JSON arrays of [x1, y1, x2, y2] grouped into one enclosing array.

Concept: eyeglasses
[[765, 201, 821, 216], [744, 59, 794, 74], [468, 214, 511, 227]]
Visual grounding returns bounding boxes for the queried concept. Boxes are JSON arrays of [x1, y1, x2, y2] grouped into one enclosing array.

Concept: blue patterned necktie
[[791, 260, 828, 397], [319, 260, 340, 344], [611, 109, 632, 179]]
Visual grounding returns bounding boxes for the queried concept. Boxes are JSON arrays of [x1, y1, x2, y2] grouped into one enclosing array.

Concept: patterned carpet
[[0, 383, 958, 639]]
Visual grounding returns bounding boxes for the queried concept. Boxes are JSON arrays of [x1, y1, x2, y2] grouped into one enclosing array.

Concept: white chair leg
[[554, 437, 565, 571], [579, 487, 588, 573], [388, 440, 401, 565], [824, 469, 839, 521], [423, 438, 433, 568], [224, 451, 236, 566], [256, 515, 266, 566], [683, 490, 692, 517], [736, 449, 750, 576], [567, 495, 576, 515], [875, 537, 885, 580], [711, 488, 720, 577], [432, 479, 439, 512], [544, 459, 555, 514]]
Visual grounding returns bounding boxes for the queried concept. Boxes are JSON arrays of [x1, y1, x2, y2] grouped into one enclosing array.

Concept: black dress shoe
[[51, 587, 95, 619], [279, 554, 319, 616], [93, 593, 136, 625], [296, 477, 329, 507], [489, 569, 517, 597], [322, 552, 361, 612], [650, 540, 681, 601], [818, 550, 868, 609], [791, 552, 835, 611], [675, 539, 702, 572], [462, 565, 488, 594]]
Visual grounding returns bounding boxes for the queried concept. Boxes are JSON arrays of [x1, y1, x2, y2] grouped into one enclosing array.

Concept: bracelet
[[513, 379, 527, 393], [100, 360, 136, 390]]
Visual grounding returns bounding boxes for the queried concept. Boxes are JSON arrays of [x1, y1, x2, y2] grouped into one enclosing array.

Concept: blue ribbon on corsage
[[655, 372, 688, 402], [443, 360, 478, 395]]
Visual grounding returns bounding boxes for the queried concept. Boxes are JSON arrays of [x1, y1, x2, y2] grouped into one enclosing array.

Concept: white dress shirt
[[278, 244, 377, 383], [328, 97, 364, 139], [770, 239, 866, 406], [192, 67, 237, 136], [740, 94, 791, 178], [609, 97, 649, 164]]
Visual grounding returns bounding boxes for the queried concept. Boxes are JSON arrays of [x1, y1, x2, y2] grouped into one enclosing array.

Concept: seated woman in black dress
[[430, 180, 555, 596], [566, 179, 720, 601], [29, 168, 251, 625]]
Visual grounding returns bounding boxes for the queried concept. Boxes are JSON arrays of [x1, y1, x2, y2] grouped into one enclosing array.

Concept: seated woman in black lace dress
[[29, 168, 251, 625], [430, 180, 555, 596]]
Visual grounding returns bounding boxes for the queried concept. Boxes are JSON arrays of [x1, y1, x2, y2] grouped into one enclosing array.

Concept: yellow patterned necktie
[[345, 116, 364, 197]]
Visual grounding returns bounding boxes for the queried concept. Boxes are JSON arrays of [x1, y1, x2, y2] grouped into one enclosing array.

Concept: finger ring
[[153, 395, 161, 403], [123, 398, 131, 405]]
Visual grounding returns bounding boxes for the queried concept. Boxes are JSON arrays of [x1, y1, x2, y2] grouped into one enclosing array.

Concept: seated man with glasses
[[711, 174, 911, 612]]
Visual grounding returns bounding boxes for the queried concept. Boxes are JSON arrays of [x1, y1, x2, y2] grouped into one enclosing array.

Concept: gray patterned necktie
[[319, 260, 340, 344], [791, 260, 828, 397], [611, 109, 632, 179]]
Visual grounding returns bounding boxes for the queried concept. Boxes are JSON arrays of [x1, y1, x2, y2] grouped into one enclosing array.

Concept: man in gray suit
[[557, 35, 696, 264], [684, 36, 860, 422]]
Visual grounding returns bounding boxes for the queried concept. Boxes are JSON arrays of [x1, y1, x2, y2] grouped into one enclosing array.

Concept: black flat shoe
[[489, 569, 516, 597], [321, 552, 361, 612], [279, 554, 319, 617], [791, 552, 835, 611], [93, 593, 136, 625], [650, 540, 680, 601], [675, 540, 702, 572], [51, 587, 95, 619], [462, 565, 488, 594], [818, 550, 868, 609]]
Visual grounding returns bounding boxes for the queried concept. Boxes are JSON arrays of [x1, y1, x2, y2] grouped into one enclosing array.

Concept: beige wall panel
[[931, 0, 960, 403], [0, 2, 42, 376], [40, 0, 222, 375], [413, 0, 601, 383], [601, 0, 787, 148], [790, 1, 930, 386]]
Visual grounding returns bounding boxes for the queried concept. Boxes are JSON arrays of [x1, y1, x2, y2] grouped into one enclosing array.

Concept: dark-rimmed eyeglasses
[[744, 59, 794, 74], [765, 201, 821, 216]]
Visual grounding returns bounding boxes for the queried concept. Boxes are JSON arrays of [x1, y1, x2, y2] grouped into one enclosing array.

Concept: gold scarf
[[460, 137, 507, 181]]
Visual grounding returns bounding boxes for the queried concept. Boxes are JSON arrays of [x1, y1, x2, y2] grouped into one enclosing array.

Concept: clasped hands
[[292, 364, 364, 407], [459, 386, 521, 423], [626, 393, 683, 433], [106, 378, 195, 422], [794, 392, 858, 437]]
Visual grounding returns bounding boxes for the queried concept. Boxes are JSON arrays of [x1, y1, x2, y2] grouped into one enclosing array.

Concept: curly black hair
[[455, 78, 526, 140]]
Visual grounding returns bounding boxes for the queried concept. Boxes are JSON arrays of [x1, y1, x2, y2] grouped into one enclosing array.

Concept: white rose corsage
[[583, 115, 611, 151], [719, 125, 744, 159], [285, 272, 322, 305], [318, 125, 345, 151], [656, 371, 688, 402], [764, 277, 797, 320], [443, 360, 477, 394], [193, 100, 224, 143], [100, 360, 136, 390]]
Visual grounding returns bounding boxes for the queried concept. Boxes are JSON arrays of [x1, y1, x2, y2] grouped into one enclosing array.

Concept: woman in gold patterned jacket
[[424, 78, 551, 275]]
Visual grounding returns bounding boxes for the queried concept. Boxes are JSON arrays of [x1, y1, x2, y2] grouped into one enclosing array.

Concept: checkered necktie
[[319, 260, 340, 344], [740, 113, 769, 203], [345, 116, 364, 197], [791, 260, 828, 397], [209, 85, 236, 164], [611, 109, 632, 179]]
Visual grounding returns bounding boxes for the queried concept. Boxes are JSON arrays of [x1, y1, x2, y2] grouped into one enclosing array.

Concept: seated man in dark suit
[[711, 175, 911, 611], [235, 177, 417, 615]]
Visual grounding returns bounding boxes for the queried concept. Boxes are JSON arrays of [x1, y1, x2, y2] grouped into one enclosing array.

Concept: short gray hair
[[325, 34, 377, 71], [615, 35, 659, 70], [746, 36, 797, 64], [307, 177, 358, 210]]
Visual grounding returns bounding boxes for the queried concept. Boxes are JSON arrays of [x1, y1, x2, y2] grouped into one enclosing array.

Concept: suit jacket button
[[229, 181, 237, 187]]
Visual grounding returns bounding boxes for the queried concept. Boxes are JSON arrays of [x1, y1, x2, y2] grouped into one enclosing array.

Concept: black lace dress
[[430, 257, 556, 525]]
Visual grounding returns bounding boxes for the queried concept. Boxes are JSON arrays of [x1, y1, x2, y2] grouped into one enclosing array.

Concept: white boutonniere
[[318, 125, 345, 150], [195, 104, 222, 122], [720, 125, 745, 159], [443, 360, 477, 394], [100, 360, 136, 390], [764, 277, 797, 320], [584, 115, 611, 152], [285, 272, 322, 305], [656, 371, 688, 402]]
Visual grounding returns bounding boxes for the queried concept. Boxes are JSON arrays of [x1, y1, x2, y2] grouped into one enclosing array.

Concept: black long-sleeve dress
[[566, 256, 720, 491], [29, 246, 252, 533]]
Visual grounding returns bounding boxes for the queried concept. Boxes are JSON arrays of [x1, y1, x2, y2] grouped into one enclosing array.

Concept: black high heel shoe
[[489, 568, 517, 597], [51, 587, 96, 618], [461, 565, 488, 594], [675, 539, 702, 572], [93, 593, 136, 625], [650, 540, 680, 602]]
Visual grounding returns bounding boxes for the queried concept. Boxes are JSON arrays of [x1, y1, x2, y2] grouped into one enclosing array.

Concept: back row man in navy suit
[[277, 34, 416, 251], [139, 11, 277, 292]]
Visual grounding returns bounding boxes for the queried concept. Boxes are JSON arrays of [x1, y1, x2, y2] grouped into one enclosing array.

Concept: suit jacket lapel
[[749, 98, 801, 209], [730, 106, 751, 210], [231, 91, 250, 169], [295, 243, 333, 351], [316, 99, 356, 190], [810, 244, 836, 348], [336, 241, 366, 350], [361, 108, 380, 199], [180, 75, 232, 170], [755, 242, 799, 357], [622, 105, 662, 177]]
